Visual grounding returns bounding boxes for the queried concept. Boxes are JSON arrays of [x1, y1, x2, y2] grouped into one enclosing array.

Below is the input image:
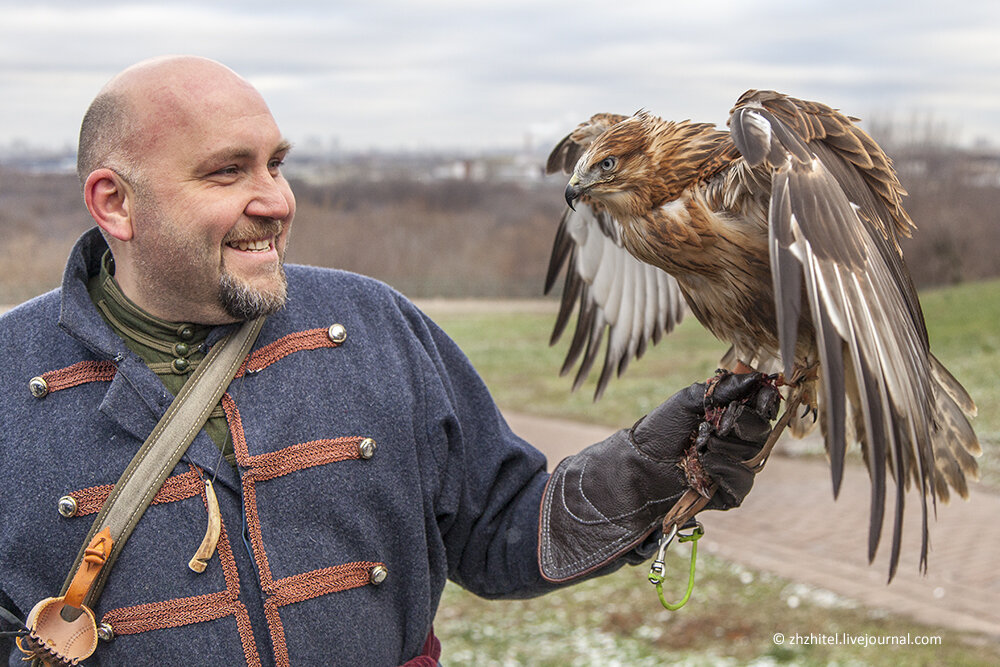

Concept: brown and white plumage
[[545, 90, 981, 579]]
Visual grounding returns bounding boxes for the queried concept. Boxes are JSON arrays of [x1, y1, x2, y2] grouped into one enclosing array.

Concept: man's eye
[[268, 158, 285, 171], [214, 165, 240, 176]]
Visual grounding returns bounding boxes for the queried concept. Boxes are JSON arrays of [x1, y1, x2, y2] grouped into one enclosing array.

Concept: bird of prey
[[544, 90, 980, 578]]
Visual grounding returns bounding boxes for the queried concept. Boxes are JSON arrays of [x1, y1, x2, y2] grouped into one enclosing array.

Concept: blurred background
[[2, 0, 999, 303], [2, 1, 999, 664]]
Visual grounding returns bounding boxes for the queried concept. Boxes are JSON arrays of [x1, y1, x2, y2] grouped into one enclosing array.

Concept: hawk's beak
[[564, 175, 582, 211]]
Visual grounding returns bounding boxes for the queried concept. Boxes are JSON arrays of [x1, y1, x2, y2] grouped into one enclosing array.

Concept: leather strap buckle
[[16, 528, 113, 666]]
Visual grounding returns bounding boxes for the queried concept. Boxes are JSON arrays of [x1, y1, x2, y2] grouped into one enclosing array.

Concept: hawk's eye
[[599, 157, 618, 171]]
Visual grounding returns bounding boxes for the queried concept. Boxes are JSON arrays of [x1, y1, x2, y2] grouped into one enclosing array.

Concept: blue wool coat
[[0, 229, 569, 666]]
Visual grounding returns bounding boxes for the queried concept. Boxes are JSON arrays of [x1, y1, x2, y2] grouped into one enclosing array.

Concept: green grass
[[424, 278, 1000, 665]]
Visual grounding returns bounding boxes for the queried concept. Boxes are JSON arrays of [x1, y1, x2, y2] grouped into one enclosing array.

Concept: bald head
[[76, 56, 267, 187]]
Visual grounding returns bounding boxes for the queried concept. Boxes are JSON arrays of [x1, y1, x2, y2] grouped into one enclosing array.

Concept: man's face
[[123, 76, 296, 324]]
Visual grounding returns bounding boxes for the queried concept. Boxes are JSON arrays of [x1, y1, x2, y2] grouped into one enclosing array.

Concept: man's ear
[[84, 168, 136, 242]]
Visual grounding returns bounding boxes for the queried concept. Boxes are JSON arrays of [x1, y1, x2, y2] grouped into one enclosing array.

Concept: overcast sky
[[2, 0, 999, 154]]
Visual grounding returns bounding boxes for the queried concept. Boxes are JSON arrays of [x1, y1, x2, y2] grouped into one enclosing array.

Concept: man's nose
[[246, 171, 293, 220]]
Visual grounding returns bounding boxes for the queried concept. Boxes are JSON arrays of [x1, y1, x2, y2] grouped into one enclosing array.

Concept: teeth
[[230, 239, 271, 252]]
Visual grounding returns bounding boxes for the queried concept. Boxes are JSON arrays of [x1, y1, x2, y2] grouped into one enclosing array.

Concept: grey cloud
[[1, 0, 998, 150]]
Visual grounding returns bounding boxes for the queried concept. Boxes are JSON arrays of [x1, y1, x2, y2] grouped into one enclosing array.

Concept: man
[[0, 57, 777, 665]]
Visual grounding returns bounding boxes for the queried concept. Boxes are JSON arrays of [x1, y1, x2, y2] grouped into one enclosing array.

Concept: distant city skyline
[[3, 0, 999, 153]]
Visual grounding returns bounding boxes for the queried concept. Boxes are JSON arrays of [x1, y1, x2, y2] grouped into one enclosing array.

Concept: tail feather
[[929, 354, 981, 503], [812, 351, 977, 575], [930, 353, 978, 420]]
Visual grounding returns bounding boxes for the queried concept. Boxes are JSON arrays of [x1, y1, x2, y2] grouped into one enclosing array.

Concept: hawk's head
[[564, 112, 663, 220], [564, 113, 724, 223]]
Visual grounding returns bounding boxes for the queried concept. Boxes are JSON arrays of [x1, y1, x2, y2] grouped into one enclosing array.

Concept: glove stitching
[[567, 456, 684, 523], [626, 426, 684, 464], [540, 465, 663, 576]]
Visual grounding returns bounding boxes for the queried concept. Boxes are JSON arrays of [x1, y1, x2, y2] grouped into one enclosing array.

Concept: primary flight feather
[[545, 90, 981, 579]]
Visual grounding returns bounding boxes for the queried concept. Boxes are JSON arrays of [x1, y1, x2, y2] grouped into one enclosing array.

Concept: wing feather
[[545, 115, 686, 399], [545, 202, 685, 398], [731, 91, 938, 576]]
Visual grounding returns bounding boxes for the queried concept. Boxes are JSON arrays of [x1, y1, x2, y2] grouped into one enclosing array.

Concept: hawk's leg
[[786, 362, 820, 423], [739, 360, 818, 470]]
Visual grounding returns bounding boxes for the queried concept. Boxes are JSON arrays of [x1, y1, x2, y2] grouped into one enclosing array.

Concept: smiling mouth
[[227, 238, 274, 253]]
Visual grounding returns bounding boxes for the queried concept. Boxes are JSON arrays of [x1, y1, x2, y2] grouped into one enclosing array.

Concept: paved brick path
[[505, 411, 1000, 639]]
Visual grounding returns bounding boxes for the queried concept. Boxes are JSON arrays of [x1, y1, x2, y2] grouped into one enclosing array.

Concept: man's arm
[[408, 298, 778, 596]]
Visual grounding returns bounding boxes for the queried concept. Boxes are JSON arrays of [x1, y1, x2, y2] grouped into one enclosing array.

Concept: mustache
[[223, 217, 283, 244]]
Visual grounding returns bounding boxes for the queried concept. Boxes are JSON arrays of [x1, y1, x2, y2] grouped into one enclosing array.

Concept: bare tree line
[[864, 113, 1000, 286]]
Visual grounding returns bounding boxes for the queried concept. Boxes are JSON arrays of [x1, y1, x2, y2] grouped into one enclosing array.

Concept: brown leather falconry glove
[[538, 372, 780, 583]]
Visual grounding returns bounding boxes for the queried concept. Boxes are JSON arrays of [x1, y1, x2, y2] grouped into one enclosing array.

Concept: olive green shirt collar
[[87, 250, 211, 370]]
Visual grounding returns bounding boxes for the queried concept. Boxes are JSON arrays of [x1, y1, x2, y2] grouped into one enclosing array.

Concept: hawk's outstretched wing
[[729, 90, 977, 576], [544, 114, 685, 399]]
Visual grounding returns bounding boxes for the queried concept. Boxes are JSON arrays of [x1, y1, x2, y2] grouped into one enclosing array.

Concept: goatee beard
[[219, 267, 288, 321]]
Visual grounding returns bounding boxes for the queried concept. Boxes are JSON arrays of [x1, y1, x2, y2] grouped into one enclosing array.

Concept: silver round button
[[327, 323, 347, 344], [369, 565, 388, 585], [57, 495, 78, 518], [358, 438, 377, 460], [97, 622, 115, 642], [29, 376, 49, 398]]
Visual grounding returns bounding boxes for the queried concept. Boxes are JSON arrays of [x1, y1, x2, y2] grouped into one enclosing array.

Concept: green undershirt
[[87, 251, 236, 467]]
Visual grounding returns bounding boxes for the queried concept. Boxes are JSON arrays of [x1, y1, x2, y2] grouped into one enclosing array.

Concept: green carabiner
[[648, 521, 703, 611]]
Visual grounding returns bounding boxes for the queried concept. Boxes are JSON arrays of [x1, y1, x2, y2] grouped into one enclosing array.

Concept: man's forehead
[[139, 78, 269, 129], [132, 86, 285, 164]]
